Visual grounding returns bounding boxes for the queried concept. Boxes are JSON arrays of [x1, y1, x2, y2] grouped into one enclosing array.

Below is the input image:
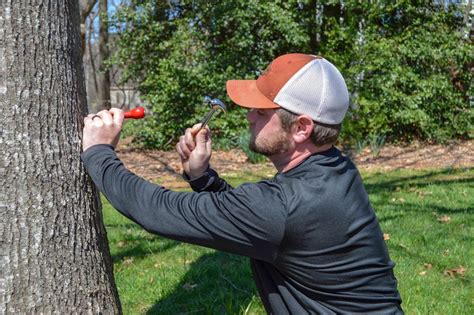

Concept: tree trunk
[[97, 0, 111, 110], [464, 0, 474, 40], [0, 1, 121, 313]]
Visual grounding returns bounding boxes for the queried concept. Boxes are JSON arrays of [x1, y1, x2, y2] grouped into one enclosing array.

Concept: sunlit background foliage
[[109, 0, 472, 150]]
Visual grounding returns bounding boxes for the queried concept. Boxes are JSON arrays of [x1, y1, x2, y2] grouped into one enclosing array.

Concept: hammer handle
[[199, 109, 216, 130]]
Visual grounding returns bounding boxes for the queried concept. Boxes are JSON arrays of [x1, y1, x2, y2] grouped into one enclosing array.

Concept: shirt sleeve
[[81, 144, 287, 262]]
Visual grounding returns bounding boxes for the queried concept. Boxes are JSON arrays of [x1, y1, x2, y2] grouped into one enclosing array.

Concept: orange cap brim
[[226, 80, 280, 109]]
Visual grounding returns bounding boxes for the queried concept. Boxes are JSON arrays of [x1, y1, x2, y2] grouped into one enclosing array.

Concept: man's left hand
[[83, 108, 124, 152]]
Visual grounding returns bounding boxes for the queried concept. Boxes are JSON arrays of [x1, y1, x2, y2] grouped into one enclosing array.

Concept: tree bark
[[97, 0, 111, 110], [0, 1, 121, 313]]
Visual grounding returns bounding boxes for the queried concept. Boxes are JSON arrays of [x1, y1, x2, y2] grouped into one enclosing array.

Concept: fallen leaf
[[419, 271, 427, 276], [432, 212, 451, 223], [391, 198, 405, 203], [117, 241, 127, 248], [437, 215, 451, 223], [424, 263, 433, 269], [399, 243, 408, 250], [123, 258, 134, 266], [383, 233, 390, 241], [417, 191, 433, 196], [182, 282, 198, 291], [443, 265, 466, 278]]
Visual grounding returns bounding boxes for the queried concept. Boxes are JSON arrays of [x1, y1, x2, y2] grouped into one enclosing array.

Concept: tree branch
[[80, 0, 98, 23]]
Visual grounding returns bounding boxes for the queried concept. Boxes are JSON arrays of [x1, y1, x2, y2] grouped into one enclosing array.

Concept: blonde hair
[[277, 108, 341, 146]]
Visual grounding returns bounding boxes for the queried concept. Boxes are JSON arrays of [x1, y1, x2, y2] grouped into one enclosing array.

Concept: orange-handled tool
[[124, 106, 145, 119]]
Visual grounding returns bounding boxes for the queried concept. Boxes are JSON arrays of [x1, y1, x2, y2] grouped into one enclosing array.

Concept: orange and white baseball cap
[[226, 53, 349, 124]]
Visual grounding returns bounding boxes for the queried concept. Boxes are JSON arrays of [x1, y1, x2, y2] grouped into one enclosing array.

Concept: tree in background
[[336, 1, 473, 143], [97, 0, 112, 109], [0, 1, 121, 312], [80, 0, 98, 55], [111, 0, 472, 149], [81, 0, 112, 111]]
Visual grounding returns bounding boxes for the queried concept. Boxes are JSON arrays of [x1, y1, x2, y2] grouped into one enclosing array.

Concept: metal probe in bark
[[198, 96, 226, 131]]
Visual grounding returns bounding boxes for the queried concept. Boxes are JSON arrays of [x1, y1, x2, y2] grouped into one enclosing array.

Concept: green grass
[[103, 167, 474, 314]]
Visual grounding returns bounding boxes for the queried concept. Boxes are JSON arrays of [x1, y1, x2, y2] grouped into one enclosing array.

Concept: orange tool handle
[[124, 106, 145, 119]]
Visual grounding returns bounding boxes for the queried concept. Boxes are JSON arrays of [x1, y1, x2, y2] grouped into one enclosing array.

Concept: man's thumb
[[195, 128, 210, 148]]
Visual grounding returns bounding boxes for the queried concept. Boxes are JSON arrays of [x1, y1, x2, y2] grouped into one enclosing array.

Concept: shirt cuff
[[81, 144, 115, 162], [182, 168, 220, 192]]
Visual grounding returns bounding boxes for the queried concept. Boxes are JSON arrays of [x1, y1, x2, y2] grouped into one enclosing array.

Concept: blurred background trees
[[85, 0, 473, 150]]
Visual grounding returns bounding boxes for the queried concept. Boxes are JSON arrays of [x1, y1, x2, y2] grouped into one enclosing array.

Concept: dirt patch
[[352, 140, 473, 171], [116, 147, 273, 188], [116, 140, 473, 186]]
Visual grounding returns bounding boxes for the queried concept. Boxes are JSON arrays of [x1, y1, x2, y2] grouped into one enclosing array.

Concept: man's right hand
[[176, 124, 212, 178]]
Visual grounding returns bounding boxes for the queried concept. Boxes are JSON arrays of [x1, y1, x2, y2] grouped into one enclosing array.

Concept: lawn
[[102, 166, 473, 314]]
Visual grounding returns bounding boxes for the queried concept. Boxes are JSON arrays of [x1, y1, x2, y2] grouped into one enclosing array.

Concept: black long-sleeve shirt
[[81, 144, 402, 314]]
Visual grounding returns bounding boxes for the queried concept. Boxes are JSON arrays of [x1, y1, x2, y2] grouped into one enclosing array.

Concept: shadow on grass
[[364, 167, 473, 216], [112, 237, 179, 263], [363, 167, 474, 194], [376, 201, 473, 223], [146, 251, 259, 314], [111, 235, 181, 263]]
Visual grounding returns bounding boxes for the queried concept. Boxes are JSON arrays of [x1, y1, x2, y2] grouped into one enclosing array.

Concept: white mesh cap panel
[[274, 58, 349, 124]]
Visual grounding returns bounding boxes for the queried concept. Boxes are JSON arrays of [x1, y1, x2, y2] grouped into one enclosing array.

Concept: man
[[82, 53, 403, 314]]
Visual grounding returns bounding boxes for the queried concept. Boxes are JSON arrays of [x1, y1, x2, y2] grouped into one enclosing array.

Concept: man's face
[[246, 109, 293, 156]]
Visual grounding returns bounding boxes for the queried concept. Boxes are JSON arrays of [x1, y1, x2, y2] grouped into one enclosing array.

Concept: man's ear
[[292, 115, 314, 144]]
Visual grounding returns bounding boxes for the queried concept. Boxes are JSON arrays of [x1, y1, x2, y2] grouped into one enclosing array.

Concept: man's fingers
[[184, 128, 196, 150], [96, 110, 113, 125], [109, 108, 124, 126], [82, 108, 124, 151], [176, 142, 189, 161], [190, 123, 203, 133], [178, 135, 192, 157], [206, 137, 212, 153], [85, 108, 124, 127], [195, 127, 210, 144], [85, 113, 98, 122]]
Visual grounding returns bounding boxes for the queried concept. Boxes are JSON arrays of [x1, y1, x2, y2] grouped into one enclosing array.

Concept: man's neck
[[270, 143, 333, 173]]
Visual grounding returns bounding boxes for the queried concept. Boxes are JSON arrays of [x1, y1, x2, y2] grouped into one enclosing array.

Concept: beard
[[249, 130, 292, 156]]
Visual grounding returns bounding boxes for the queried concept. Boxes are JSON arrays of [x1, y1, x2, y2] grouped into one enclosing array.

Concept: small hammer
[[198, 96, 226, 130]]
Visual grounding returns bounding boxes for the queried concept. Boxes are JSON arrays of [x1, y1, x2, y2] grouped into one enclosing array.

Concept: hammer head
[[198, 96, 226, 130], [203, 96, 226, 112], [203, 96, 213, 105], [209, 98, 226, 113]]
